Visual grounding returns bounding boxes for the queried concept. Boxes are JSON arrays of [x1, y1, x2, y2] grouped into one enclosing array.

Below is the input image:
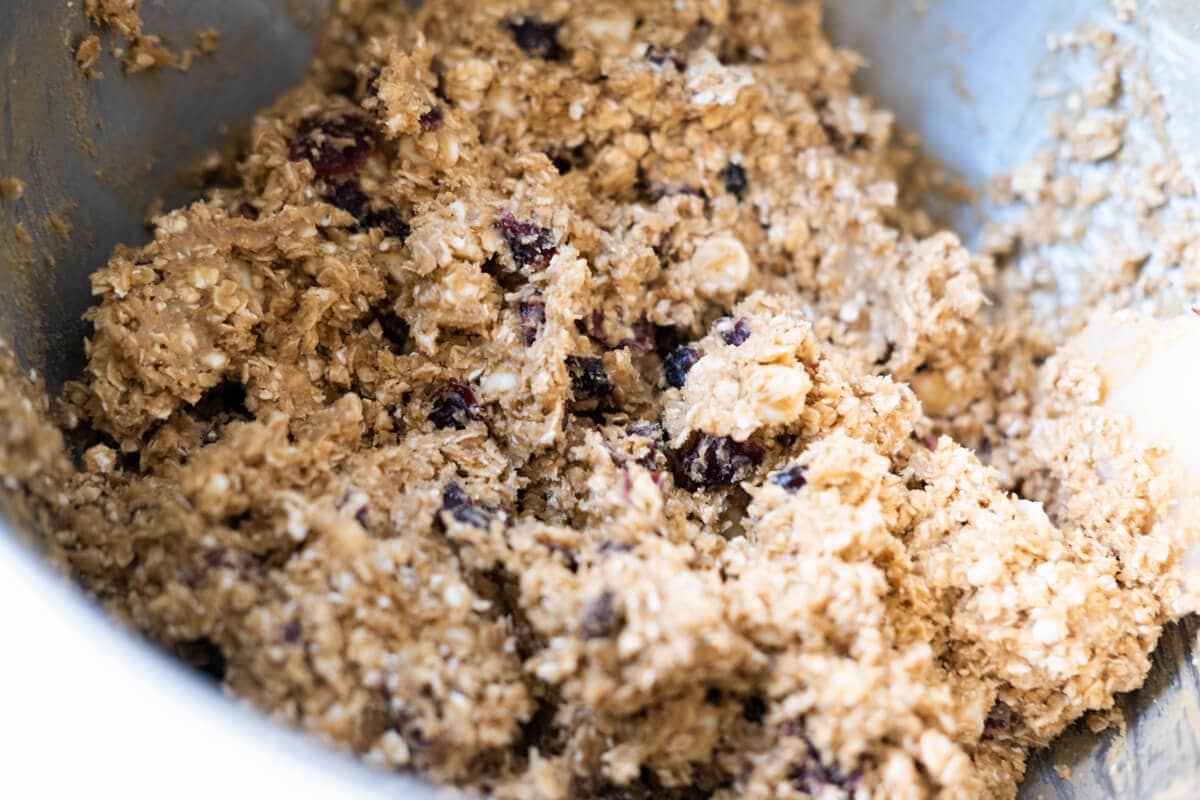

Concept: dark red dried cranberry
[[565, 355, 613, 408], [506, 16, 566, 61], [519, 293, 546, 345], [323, 180, 409, 241], [577, 309, 608, 347], [429, 383, 479, 430], [663, 346, 700, 389], [362, 207, 411, 241], [419, 105, 445, 131], [715, 317, 751, 346], [718, 162, 748, 200], [771, 465, 807, 492], [742, 694, 767, 723], [496, 210, 557, 270], [282, 620, 303, 644], [324, 180, 368, 219], [288, 114, 373, 177], [581, 589, 624, 639], [678, 434, 763, 487], [646, 44, 686, 70], [441, 482, 491, 528]]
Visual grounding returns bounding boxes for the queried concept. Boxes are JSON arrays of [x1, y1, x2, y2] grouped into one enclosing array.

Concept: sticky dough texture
[[1, 1, 1198, 799]]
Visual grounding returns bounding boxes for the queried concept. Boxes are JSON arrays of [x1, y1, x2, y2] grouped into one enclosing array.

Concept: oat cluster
[[3, 1, 1198, 798]]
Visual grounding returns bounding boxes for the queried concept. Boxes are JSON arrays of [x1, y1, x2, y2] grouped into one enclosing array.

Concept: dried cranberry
[[506, 16, 565, 61], [324, 180, 368, 219], [418, 105, 445, 131], [577, 309, 608, 347], [361, 207, 411, 241], [678, 434, 763, 487], [663, 346, 700, 389], [718, 162, 748, 200], [429, 383, 479, 430], [770, 464, 807, 492], [519, 293, 546, 345], [288, 114, 373, 177], [496, 210, 557, 270], [441, 482, 491, 528], [646, 44, 685, 70], [581, 589, 624, 639], [282, 620, 303, 644], [565, 355, 613, 409], [323, 181, 409, 240], [715, 317, 751, 346]]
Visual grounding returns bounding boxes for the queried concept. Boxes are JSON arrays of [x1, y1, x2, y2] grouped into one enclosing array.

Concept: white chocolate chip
[[689, 235, 751, 297]]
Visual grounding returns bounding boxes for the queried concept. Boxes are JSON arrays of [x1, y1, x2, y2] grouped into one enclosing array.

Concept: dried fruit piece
[[678, 434, 764, 486], [565, 356, 613, 409], [418, 105, 445, 131], [441, 482, 491, 529], [662, 346, 700, 389], [323, 181, 410, 240], [496, 210, 557, 269], [429, 383, 479, 430], [288, 114, 373, 177], [519, 293, 546, 346], [770, 464, 808, 492], [581, 589, 624, 639], [718, 162, 748, 200], [324, 180, 368, 219], [577, 310, 608, 347], [715, 316, 751, 346], [506, 16, 565, 61], [361, 207, 411, 241]]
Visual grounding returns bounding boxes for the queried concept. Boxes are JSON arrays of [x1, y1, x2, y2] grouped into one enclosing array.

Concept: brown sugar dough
[[3, 1, 1200, 799]]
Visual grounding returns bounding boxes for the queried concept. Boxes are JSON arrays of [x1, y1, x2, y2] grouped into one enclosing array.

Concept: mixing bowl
[[2, 1, 1199, 796]]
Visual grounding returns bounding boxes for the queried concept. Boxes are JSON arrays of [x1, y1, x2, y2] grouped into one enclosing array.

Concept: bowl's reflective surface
[[2, 1, 1199, 796]]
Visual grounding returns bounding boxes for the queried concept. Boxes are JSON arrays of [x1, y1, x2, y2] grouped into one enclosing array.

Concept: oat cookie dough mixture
[[4, 1, 1200, 798]]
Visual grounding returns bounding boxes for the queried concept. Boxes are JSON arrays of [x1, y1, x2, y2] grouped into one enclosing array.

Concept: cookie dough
[[3, 1, 1199, 798]]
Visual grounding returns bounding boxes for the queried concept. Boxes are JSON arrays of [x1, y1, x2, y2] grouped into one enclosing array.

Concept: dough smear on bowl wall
[[2, 1, 1200, 798]]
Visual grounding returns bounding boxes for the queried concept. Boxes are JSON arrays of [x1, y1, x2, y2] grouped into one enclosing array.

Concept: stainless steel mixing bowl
[[2, 1, 1199, 796]]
